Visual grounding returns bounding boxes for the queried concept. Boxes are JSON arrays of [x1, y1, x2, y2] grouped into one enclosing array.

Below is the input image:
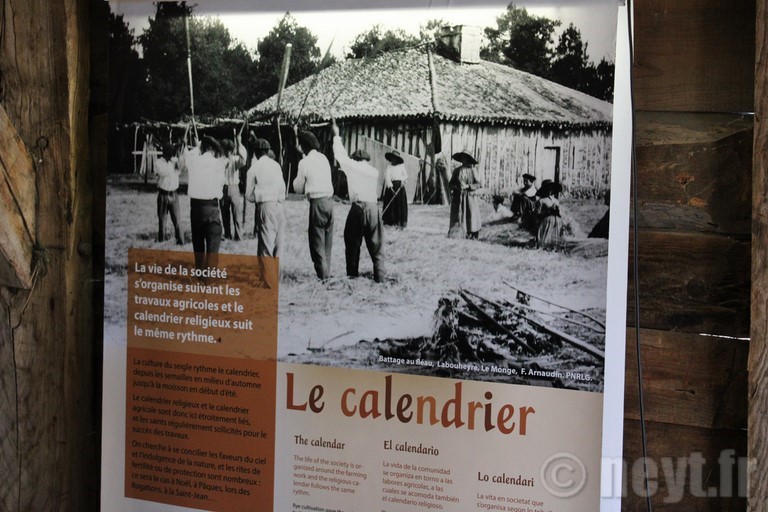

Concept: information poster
[[102, 1, 630, 511]]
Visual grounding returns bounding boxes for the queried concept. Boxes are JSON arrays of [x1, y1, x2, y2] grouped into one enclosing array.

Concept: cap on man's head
[[298, 131, 320, 151], [253, 138, 271, 150], [162, 144, 176, 160], [201, 135, 223, 155], [220, 139, 235, 153], [522, 173, 536, 182]]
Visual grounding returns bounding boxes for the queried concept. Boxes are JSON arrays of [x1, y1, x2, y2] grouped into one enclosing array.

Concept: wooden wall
[[440, 122, 612, 197], [625, 0, 755, 510], [0, 0, 100, 510], [749, 0, 768, 509], [340, 119, 613, 198]]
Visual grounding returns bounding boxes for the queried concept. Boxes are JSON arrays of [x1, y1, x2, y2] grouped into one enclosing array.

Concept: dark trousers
[[190, 198, 222, 270], [220, 185, 242, 241], [157, 190, 183, 244], [308, 196, 334, 279], [344, 201, 384, 282]]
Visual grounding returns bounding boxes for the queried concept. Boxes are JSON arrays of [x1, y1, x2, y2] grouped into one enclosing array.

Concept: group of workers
[[487, 173, 565, 250], [153, 120, 564, 282]]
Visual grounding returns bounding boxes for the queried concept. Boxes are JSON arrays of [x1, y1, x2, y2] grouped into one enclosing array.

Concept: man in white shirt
[[292, 130, 334, 280], [184, 135, 226, 270], [331, 121, 384, 282], [155, 143, 183, 244], [245, 138, 285, 258]]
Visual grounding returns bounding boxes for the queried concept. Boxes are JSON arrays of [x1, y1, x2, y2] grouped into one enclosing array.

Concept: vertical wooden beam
[[0, 0, 97, 510], [749, 0, 768, 508]]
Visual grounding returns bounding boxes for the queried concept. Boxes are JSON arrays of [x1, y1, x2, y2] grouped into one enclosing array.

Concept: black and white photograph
[[106, 0, 619, 393]]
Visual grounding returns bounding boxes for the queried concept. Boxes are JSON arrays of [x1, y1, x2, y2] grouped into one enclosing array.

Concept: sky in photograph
[[111, 0, 619, 63]]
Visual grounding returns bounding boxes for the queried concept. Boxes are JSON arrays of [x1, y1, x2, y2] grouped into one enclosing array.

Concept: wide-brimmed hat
[[536, 179, 560, 197], [298, 131, 320, 151], [385, 150, 404, 165], [351, 149, 371, 161], [451, 150, 478, 165]]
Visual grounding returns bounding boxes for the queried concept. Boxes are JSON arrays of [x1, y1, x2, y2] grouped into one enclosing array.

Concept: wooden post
[[0, 0, 97, 510], [749, 0, 768, 508]]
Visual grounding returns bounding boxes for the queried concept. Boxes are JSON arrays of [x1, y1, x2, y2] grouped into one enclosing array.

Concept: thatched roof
[[250, 45, 612, 129]]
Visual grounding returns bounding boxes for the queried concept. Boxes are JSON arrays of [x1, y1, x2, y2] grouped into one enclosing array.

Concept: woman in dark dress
[[535, 181, 564, 250], [382, 150, 408, 228], [447, 150, 482, 239]]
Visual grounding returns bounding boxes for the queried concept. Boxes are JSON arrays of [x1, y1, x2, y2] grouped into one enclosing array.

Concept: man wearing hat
[[331, 120, 384, 282], [184, 134, 226, 270], [382, 149, 408, 228], [293, 129, 335, 280], [511, 173, 538, 223], [154, 142, 184, 245], [447, 149, 482, 239], [245, 137, 285, 258]]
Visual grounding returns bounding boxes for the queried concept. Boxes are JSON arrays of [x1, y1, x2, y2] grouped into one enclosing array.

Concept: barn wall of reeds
[[625, 0, 755, 510], [339, 118, 613, 201]]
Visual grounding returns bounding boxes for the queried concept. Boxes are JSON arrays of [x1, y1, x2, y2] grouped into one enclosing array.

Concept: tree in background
[[255, 13, 321, 104], [138, 1, 258, 121], [138, 2, 193, 120], [481, 4, 560, 78], [550, 24, 614, 102], [550, 24, 589, 90], [108, 12, 147, 173], [586, 57, 615, 102], [109, 12, 145, 125], [419, 19, 448, 44], [346, 24, 419, 59], [481, 5, 614, 101]]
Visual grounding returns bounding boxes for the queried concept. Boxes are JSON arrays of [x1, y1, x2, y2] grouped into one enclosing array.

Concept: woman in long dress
[[447, 150, 482, 239], [535, 181, 564, 250], [382, 150, 408, 228]]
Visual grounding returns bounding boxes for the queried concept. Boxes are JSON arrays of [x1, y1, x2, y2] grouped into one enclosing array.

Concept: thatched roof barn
[[251, 26, 614, 202]]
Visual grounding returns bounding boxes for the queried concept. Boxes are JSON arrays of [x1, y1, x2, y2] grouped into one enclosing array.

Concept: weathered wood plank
[[627, 230, 750, 336], [749, 0, 768, 509], [624, 328, 748, 430], [0, 0, 97, 511], [633, 0, 755, 112], [0, 290, 18, 512], [622, 420, 747, 511], [634, 112, 752, 235], [0, 104, 36, 289]]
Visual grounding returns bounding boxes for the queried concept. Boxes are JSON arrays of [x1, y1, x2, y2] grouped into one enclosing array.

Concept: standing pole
[[275, 43, 292, 191], [185, 13, 198, 140]]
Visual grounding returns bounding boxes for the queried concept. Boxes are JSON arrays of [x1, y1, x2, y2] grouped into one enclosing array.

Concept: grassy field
[[104, 176, 610, 369]]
